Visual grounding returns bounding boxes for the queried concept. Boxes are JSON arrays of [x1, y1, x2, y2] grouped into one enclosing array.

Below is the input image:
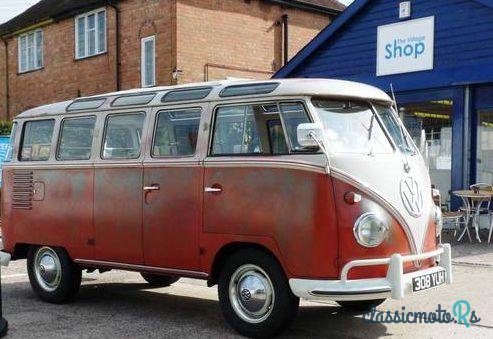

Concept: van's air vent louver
[[12, 170, 33, 210]]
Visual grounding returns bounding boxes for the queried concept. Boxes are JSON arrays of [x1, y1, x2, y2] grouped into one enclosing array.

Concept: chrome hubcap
[[229, 264, 274, 324], [34, 247, 61, 292]]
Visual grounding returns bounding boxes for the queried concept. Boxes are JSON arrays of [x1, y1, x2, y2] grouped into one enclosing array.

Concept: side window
[[212, 105, 262, 155], [20, 119, 55, 161], [102, 113, 145, 159], [211, 103, 291, 156], [278, 102, 312, 151], [4, 122, 17, 162], [57, 116, 96, 160], [153, 108, 201, 157], [267, 120, 289, 155]]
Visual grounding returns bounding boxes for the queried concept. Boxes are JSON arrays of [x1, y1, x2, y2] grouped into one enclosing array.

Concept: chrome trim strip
[[3, 162, 202, 169], [204, 159, 326, 174], [310, 288, 391, 296], [340, 247, 444, 282], [331, 167, 419, 254], [2, 163, 94, 170], [74, 259, 209, 279], [143, 162, 201, 168]]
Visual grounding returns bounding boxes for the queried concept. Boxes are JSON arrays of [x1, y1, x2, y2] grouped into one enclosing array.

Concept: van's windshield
[[374, 105, 416, 155], [312, 99, 415, 155]]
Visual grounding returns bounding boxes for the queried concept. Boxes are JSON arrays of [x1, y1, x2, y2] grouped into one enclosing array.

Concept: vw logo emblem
[[400, 176, 423, 218], [241, 289, 252, 301]]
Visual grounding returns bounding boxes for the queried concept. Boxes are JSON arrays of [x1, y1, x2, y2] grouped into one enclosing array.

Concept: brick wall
[[0, 42, 6, 119], [176, 0, 330, 83], [0, 0, 333, 118], [4, 6, 118, 118], [118, 0, 176, 90]]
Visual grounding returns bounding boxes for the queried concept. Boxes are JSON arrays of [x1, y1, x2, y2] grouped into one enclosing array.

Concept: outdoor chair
[[489, 220, 493, 243], [442, 210, 470, 242], [435, 189, 470, 242]]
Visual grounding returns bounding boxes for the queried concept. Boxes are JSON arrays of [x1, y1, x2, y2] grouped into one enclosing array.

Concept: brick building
[[0, 0, 344, 119]]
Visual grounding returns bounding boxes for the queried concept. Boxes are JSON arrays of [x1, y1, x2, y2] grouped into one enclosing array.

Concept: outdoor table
[[452, 190, 493, 243]]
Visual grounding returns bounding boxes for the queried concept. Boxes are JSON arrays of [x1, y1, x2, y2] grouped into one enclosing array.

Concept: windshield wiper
[[360, 114, 376, 156]]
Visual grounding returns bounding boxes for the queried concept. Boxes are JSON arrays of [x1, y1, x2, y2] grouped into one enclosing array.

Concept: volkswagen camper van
[[0, 79, 451, 337]]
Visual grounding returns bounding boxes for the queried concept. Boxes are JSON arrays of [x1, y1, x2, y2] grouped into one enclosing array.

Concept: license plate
[[412, 269, 446, 292]]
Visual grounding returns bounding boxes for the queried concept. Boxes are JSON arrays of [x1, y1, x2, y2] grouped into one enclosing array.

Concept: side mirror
[[297, 123, 324, 148]]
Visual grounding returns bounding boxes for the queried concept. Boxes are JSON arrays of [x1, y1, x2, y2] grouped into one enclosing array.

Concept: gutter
[[266, 0, 342, 16], [1, 19, 53, 40]]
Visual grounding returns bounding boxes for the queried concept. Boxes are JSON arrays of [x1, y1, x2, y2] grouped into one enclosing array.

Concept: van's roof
[[16, 79, 393, 119]]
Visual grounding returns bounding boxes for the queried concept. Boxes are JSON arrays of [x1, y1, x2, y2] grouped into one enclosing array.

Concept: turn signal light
[[344, 191, 362, 205]]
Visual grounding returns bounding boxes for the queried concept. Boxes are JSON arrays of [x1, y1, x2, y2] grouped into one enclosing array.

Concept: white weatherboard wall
[[377, 16, 435, 76]]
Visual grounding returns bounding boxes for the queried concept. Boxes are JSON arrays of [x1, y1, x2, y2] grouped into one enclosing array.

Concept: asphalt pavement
[[1, 259, 492, 338]]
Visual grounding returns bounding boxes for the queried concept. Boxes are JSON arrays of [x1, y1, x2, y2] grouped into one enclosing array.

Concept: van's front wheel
[[218, 249, 299, 338], [27, 246, 82, 304]]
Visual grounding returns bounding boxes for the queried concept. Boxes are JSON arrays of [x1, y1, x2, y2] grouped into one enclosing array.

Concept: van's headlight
[[353, 213, 389, 247]]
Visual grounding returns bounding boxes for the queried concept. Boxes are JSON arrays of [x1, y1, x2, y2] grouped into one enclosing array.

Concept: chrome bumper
[[289, 244, 452, 301]]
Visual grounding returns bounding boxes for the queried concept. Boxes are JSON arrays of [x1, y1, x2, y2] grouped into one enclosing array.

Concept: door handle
[[205, 187, 222, 193], [144, 184, 160, 191]]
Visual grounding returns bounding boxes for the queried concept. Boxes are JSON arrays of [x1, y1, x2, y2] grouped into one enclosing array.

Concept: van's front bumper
[[289, 244, 452, 302]]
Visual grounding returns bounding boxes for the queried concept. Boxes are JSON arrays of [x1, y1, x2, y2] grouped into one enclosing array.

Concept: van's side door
[[93, 110, 148, 264], [202, 101, 338, 278], [142, 104, 207, 271]]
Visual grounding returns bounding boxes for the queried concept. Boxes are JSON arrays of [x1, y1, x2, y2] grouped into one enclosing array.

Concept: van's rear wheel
[[27, 246, 82, 304], [337, 299, 386, 311], [140, 273, 179, 287], [218, 249, 299, 338]]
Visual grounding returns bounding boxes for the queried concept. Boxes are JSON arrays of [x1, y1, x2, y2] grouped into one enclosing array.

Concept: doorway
[[398, 98, 454, 206]]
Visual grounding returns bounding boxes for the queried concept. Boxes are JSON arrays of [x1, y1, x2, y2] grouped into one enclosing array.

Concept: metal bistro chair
[[434, 188, 470, 242]]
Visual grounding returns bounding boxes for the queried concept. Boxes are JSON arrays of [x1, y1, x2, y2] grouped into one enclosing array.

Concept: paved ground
[[1, 252, 492, 338], [446, 230, 493, 267]]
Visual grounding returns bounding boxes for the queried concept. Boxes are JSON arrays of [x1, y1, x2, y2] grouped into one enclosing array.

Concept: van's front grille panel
[[12, 170, 33, 210]]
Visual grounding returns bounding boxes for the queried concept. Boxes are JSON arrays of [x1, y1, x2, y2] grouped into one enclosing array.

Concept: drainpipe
[[282, 14, 289, 66], [1, 38, 8, 120], [108, 2, 121, 91]]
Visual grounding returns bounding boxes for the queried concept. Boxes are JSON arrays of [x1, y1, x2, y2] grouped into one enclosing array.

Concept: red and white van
[[0, 79, 451, 337]]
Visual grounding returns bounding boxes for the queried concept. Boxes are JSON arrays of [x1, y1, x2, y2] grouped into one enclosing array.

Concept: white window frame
[[141, 35, 156, 88], [75, 7, 107, 60], [18, 29, 43, 73]]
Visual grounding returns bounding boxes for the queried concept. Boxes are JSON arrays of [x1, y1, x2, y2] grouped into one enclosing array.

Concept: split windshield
[[312, 99, 415, 155], [374, 105, 416, 155]]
